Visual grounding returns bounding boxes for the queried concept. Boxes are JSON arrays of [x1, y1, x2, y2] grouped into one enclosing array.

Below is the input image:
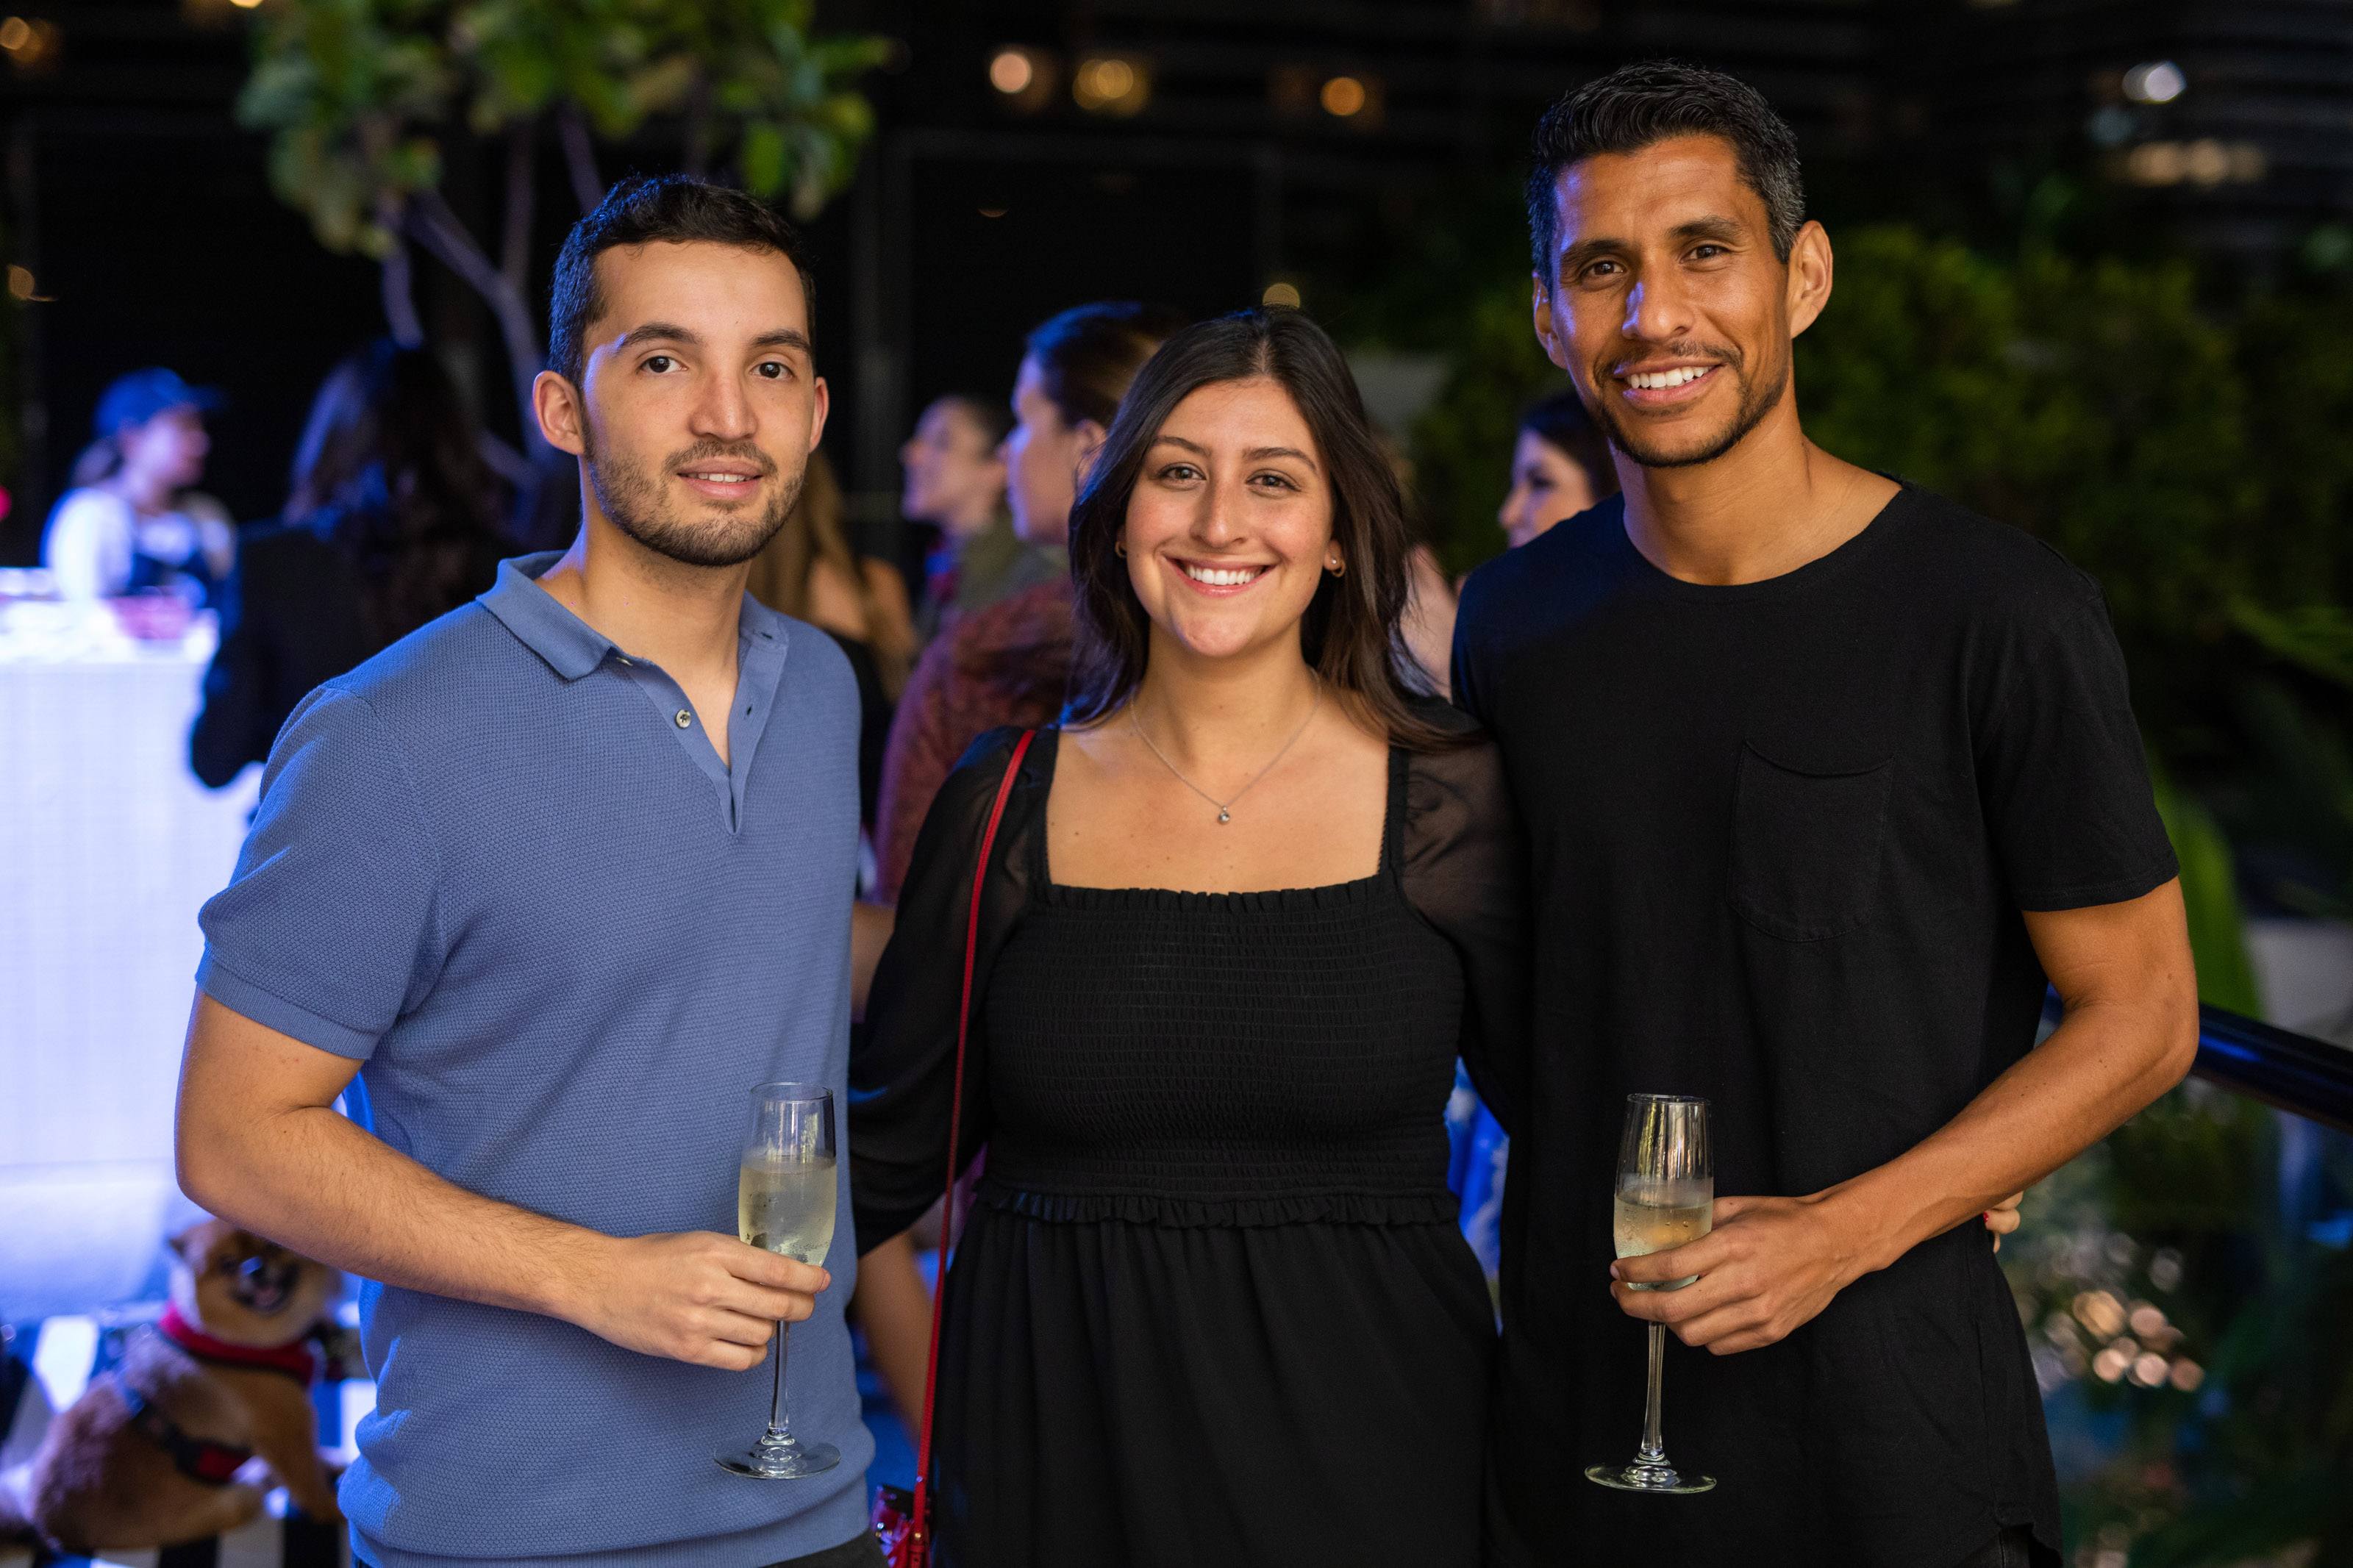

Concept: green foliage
[[1802, 232, 2268, 642], [239, 0, 888, 262], [1407, 226, 2353, 672], [2152, 767, 2263, 1014], [1406, 283, 1556, 579], [240, 0, 452, 257]]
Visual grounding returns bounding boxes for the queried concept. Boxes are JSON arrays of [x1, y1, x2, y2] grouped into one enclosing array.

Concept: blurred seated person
[[1496, 387, 1618, 548], [902, 393, 1051, 642], [189, 341, 507, 787], [44, 368, 234, 604], [745, 449, 915, 826]]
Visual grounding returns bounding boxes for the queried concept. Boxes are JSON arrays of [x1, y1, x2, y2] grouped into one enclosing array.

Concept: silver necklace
[[1129, 684, 1321, 825]]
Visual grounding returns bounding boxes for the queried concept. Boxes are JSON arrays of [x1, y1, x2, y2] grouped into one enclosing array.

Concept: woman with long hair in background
[[745, 448, 917, 827], [852, 308, 1527, 1567], [189, 340, 508, 787]]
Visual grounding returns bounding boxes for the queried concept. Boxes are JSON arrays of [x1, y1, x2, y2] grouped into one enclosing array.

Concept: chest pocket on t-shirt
[[1728, 742, 1894, 941]]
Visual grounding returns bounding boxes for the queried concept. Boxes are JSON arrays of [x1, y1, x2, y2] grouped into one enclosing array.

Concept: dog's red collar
[[157, 1303, 318, 1384]]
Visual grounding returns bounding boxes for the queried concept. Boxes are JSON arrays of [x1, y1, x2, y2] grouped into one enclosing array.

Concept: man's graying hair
[[1525, 61, 1807, 278]]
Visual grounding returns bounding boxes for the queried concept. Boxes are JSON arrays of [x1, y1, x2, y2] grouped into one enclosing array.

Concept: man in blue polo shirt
[[176, 176, 883, 1567]]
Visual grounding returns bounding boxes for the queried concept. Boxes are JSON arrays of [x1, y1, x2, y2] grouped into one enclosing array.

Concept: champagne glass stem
[[767, 1322, 791, 1438], [1638, 1321, 1666, 1463]]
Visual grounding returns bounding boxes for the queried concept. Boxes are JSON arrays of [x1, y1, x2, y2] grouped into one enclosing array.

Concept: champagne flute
[[1585, 1092, 1716, 1494], [717, 1082, 840, 1479]]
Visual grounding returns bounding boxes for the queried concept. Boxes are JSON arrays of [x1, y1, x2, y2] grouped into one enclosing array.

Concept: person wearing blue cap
[[43, 367, 234, 604]]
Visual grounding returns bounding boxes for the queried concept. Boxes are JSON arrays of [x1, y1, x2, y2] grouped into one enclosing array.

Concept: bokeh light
[[2123, 62, 2186, 104], [1320, 76, 1366, 118], [1074, 54, 1149, 117], [988, 49, 1032, 96]]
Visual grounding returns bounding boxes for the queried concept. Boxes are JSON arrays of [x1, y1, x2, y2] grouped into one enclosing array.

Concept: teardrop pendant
[[1217, 809, 1232, 824]]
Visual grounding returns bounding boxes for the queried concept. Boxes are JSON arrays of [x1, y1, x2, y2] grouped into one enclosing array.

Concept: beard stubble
[[584, 429, 806, 569]]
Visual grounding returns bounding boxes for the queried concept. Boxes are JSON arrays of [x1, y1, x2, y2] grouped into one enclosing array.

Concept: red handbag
[[873, 729, 1035, 1567]]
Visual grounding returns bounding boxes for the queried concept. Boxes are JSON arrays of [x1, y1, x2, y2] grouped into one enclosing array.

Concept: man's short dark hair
[[546, 174, 818, 384], [1525, 60, 1805, 279]]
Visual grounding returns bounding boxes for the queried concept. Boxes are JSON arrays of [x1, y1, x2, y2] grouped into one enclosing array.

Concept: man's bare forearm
[[182, 1095, 607, 1322], [1826, 988, 2196, 1278]]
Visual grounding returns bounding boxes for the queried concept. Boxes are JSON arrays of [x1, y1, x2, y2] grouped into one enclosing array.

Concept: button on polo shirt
[[196, 553, 871, 1568]]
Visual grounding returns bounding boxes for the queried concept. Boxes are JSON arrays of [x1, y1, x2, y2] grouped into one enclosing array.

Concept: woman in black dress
[[851, 308, 1527, 1567]]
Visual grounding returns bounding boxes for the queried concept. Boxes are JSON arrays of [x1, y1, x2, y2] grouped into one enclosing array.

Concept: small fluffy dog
[[17, 1219, 343, 1554]]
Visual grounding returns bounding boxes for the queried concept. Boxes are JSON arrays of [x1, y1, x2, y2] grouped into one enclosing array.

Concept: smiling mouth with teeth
[[1623, 365, 1715, 390], [682, 470, 758, 484], [1181, 562, 1268, 587]]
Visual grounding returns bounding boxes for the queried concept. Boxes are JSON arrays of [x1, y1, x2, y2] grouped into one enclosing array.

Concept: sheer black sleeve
[[849, 726, 1049, 1251], [1402, 716, 1532, 1136]]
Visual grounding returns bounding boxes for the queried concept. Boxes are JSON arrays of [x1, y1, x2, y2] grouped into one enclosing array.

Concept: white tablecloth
[[0, 605, 260, 1321]]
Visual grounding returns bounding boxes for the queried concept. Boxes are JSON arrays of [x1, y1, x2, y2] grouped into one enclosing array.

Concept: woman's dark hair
[[547, 174, 817, 384], [953, 302, 1186, 713], [1527, 60, 1805, 275], [1023, 301, 1190, 430], [1521, 389, 1621, 502], [1065, 307, 1463, 752], [287, 341, 508, 643]]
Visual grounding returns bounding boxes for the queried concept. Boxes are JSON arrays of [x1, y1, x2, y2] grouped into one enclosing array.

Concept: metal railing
[[2043, 992, 2353, 1133]]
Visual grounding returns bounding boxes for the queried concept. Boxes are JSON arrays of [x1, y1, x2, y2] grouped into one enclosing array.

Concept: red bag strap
[[908, 727, 1035, 1549]]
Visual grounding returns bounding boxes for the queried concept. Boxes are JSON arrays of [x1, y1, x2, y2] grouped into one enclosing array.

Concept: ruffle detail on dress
[[1034, 874, 1384, 914], [979, 1182, 1461, 1228]]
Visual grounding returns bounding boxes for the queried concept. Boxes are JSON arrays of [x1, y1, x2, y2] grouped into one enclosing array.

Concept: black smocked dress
[[851, 711, 1528, 1568]]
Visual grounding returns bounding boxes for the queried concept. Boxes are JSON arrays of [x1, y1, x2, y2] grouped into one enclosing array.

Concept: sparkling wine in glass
[[1585, 1092, 1716, 1495], [717, 1081, 840, 1480]]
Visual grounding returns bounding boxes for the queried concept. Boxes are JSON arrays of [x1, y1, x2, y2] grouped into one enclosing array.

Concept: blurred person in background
[[190, 341, 509, 788], [872, 301, 1184, 903], [901, 394, 1041, 642], [43, 368, 234, 604], [848, 300, 1181, 1439], [746, 448, 915, 826], [856, 307, 1182, 987], [1497, 388, 1619, 548]]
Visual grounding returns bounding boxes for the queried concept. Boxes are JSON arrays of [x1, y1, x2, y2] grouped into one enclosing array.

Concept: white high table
[[0, 601, 260, 1322]]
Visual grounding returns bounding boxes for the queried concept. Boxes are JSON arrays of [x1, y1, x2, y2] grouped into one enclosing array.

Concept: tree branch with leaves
[[239, 0, 888, 449]]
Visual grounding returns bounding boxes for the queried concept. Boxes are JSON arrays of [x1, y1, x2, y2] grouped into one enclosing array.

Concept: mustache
[[1602, 339, 1744, 376], [665, 440, 777, 476]]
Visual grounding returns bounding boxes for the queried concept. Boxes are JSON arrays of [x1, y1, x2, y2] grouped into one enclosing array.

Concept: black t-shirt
[[1453, 485, 2177, 1568]]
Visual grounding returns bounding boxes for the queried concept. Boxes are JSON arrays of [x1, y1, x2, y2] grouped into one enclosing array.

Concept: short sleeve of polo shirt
[[197, 686, 444, 1059], [1974, 562, 2178, 912]]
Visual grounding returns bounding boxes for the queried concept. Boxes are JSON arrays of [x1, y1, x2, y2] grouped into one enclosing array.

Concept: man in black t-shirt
[[1454, 64, 2199, 1568]]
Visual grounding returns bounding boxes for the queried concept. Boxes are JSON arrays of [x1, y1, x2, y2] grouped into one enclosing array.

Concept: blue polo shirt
[[196, 554, 873, 1568]]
